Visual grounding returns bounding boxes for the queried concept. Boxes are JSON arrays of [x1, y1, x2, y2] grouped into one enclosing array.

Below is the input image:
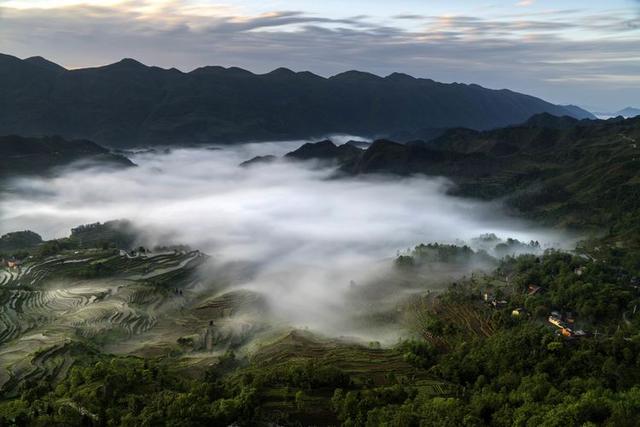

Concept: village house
[[6, 259, 22, 269], [548, 311, 587, 338], [548, 313, 564, 329], [511, 308, 527, 317], [483, 291, 508, 309]]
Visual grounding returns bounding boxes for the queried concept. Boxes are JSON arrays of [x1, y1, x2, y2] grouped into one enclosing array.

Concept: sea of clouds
[[0, 139, 575, 339]]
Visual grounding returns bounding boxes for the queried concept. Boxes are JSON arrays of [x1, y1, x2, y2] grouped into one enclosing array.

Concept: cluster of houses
[[1, 257, 22, 270], [483, 292, 508, 309], [119, 248, 148, 258], [483, 283, 590, 339], [548, 311, 588, 338], [483, 284, 543, 311]]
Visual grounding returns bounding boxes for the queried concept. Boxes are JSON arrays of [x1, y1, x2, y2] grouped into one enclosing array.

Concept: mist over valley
[[1, 140, 570, 343]]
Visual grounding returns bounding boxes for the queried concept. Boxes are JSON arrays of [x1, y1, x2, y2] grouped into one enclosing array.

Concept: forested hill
[[0, 134, 134, 177], [0, 53, 593, 147], [275, 114, 640, 235], [368, 114, 640, 234]]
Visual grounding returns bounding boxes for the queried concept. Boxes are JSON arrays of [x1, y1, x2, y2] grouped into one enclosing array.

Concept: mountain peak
[[266, 67, 296, 76], [112, 58, 147, 69], [24, 56, 66, 72], [385, 72, 415, 82], [330, 70, 382, 81]]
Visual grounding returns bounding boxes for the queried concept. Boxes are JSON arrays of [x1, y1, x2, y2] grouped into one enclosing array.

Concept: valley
[[1, 113, 640, 425]]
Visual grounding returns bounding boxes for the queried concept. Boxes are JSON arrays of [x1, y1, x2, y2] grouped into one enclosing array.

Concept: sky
[[0, 0, 638, 111]]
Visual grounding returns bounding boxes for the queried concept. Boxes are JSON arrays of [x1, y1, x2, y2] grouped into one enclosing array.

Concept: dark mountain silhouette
[[239, 155, 277, 167], [0, 134, 134, 177], [285, 139, 362, 162], [0, 53, 595, 147], [23, 56, 67, 73]]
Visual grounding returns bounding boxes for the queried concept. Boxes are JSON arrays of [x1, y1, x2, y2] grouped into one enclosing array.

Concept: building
[[548, 312, 587, 338], [6, 259, 21, 269], [512, 308, 527, 317], [548, 315, 565, 329]]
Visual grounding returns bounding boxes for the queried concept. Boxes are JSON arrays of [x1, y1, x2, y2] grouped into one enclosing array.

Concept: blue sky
[[0, 0, 638, 110]]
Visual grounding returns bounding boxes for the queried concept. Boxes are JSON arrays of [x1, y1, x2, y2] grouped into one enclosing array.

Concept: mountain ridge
[[0, 53, 595, 147]]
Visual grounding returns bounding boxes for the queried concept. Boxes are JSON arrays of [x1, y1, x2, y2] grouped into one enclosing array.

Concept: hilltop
[[0, 134, 134, 177]]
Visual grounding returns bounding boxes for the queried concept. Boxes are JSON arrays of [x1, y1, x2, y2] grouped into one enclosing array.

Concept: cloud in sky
[[0, 0, 638, 109]]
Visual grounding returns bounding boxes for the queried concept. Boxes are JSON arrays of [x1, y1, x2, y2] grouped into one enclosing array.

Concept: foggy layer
[[0, 140, 574, 339]]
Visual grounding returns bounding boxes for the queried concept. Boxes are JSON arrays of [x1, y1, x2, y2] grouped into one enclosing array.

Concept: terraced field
[[231, 329, 460, 423], [251, 330, 449, 387], [0, 248, 214, 393], [0, 246, 456, 412]]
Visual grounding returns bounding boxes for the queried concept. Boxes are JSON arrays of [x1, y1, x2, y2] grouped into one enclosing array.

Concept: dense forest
[[1, 231, 640, 425]]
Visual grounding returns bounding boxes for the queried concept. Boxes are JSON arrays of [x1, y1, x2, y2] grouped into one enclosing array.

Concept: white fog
[[0, 140, 576, 338]]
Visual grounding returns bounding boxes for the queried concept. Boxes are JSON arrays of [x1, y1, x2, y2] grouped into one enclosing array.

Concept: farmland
[[0, 247, 213, 393]]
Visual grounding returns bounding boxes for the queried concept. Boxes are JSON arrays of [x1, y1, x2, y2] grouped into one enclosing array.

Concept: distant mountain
[[616, 107, 640, 118], [559, 105, 595, 120], [239, 155, 277, 167], [0, 53, 594, 147], [594, 107, 640, 119], [0, 134, 134, 177], [285, 139, 362, 162]]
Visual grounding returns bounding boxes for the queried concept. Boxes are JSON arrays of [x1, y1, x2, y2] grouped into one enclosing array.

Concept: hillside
[[395, 114, 640, 233], [2, 222, 640, 426], [274, 115, 639, 234], [0, 53, 594, 147], [0, 134, 134, 177]]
